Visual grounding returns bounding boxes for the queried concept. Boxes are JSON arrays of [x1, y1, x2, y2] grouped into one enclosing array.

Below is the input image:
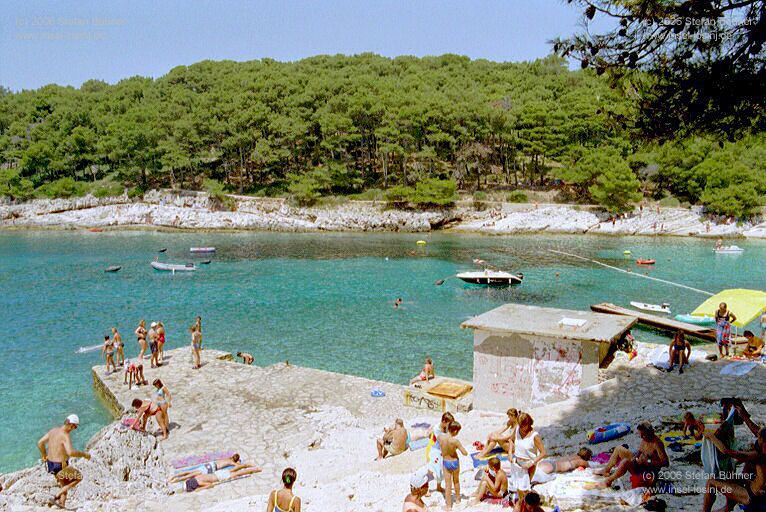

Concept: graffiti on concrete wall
[[474, 335, 584, 410]]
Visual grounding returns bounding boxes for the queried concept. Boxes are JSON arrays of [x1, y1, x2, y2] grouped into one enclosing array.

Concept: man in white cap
[[37, 414, 90, 508], [403, 467, 431, 511]]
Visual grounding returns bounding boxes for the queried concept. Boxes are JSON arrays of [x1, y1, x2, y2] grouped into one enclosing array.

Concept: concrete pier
[[91, 347, 422, 510]]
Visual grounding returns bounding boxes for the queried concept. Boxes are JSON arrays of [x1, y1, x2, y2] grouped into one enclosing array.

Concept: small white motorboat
[[151, 261, 196, 272], [456, 269, 523, 286], [714, 245, 744, 254], [190, 247, 216, 253], [630, 301, 671, 314]]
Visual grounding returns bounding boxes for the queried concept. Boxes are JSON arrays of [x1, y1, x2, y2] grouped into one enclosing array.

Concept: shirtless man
[[439, 421, 468, 511], [37, 415, 91, 508], [471, 456, 508, 505], [537, 447, 593, 474], [236, 352, 254, 365], [593, 422, 668, 488], [703, 427, 766, 512], [514, 491, 545, 512], [169, 463, 261, 493], [376, 419, 408, 460]]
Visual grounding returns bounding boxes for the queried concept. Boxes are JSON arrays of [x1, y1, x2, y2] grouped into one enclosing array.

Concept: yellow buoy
[[416, 240, 427, 245], [623, 250, 632, 255]]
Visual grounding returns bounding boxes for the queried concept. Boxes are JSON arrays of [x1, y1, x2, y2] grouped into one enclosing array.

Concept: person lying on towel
[[169, 463, 261, 493], [537, 447, 593, 474]]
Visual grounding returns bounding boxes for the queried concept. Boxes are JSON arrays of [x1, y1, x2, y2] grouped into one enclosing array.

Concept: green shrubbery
[[507, 190, 528, 203], [0, 169, 34, 200], [34, 177, 89, 199], [473, 191, 488, 210], [203, 178, 236, 211], [384, 179, 458, 209]]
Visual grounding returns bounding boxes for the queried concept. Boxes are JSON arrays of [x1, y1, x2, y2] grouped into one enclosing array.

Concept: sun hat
[[66, 414, 80, 425], [410, 467, 432, 488], [151, 322, 158, 327]]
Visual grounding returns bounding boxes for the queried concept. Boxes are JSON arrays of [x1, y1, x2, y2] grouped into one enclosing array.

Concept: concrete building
[[461, 304, 636, 412]]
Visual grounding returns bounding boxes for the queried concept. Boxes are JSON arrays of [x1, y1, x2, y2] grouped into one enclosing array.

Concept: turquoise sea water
[[1, 231, 764, 472]]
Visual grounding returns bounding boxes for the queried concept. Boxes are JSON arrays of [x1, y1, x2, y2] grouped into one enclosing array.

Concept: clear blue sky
[[2, 0, 586, 91]]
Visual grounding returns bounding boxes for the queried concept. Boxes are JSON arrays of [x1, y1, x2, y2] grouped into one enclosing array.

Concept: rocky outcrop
[[0, 423, 168, 511], [1, 191, 763, 238]]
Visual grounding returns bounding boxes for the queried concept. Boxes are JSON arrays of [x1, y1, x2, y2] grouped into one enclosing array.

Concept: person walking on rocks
[[715, 302, 736, 358], [37, 414, 90, 508], [112, 327, 124, 366], [135, 320, 147, 362], [152, 379, 172, 440], [267, 467, 302, 512], [190, 326, 202, 369]]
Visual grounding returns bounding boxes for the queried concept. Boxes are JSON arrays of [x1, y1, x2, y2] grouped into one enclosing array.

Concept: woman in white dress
[[506, 412, 546, 501]]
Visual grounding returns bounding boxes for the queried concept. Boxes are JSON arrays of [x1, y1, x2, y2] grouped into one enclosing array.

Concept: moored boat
[[714, 245, 744, 254], [104, 265, 122, 273], [190, 247, 216, 253], [636, 259, 656, 265], [630, 301, 671, 314], [456, 270, 523, 286], [674, 313, 716, 326], [151, 261, 196, 272]]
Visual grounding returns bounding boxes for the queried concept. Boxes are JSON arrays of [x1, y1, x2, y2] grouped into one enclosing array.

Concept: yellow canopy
[[692, 289, 766, 328]]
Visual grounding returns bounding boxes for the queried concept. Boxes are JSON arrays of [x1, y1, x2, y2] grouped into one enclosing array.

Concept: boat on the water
[[630, 301, 671, 314], [674, 313, 716, 326], [714, 245, 744, 254], [190, 247, 216, 253], [456, 270, 523, 286], [151, 261, 196, 272], [636, 259, 656, 265], [104, 265, 122, 273]]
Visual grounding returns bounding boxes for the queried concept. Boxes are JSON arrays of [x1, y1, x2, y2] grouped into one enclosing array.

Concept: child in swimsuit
[[682, 412, 706, 440], [667, 330, 691, 373], [438, 421, 468, 511], [403, 467, 430, 512]]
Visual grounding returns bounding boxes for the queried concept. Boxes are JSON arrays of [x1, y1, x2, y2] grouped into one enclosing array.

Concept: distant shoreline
[[1, 190, 765, 238]]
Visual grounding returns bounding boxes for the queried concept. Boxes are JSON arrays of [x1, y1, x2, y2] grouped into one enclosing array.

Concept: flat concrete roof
[[461, 303, 637, 343]]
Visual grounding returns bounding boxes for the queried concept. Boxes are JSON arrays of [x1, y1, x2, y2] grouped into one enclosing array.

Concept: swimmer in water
[[394, 298, 403, 309]]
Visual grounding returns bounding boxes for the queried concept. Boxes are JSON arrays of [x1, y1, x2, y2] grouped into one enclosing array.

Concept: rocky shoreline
[[1, 190, 765, 238], [2, 342, 766, 511]]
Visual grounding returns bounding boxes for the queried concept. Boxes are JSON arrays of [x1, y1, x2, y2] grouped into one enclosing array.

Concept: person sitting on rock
[[592, 422, 668, 489], [471, 456, 509, 505], [376, 418, 408, 460], [742, 330, 764, 359], [409, 357, 434, 386], [477, 408, 519, 458], [169, 463, 261, 493], [537, 447, 593, 474]]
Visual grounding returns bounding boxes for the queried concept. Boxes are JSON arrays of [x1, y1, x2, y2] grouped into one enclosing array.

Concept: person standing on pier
[[135, 320, 147, 362], [156, 322, 166, 365], [101, 335, 116, 374], [715, 303, 736, 358], [37, 414, 90, 509], [152, 379, 172, 440], [112, 327, 124, 367], [148, 322, 159, 368]]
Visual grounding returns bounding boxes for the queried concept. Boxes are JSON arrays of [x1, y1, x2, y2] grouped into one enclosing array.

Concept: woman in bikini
[[112, 327, 124, 366], [101, 335, 116, 374], [191, 326, 202, 369], [131, 398, 167, 438], [152, 379, 172, 440], [267, 467, 302, 512], [135, 320, 147, 362], [403, 468, 430, 512], [478, 408, 519, 458], [409, 358, 434, 385], [156, 322, 166, 365]]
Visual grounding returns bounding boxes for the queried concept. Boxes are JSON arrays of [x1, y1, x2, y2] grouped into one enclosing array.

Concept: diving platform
[[590, 303, 716, 342]]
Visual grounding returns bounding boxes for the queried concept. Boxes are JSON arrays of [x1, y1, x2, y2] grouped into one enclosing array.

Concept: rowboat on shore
[[190, 247, 216, 253], [630, 301, 671, 314], [456, 270, 523, 286], [151, 261, 196, 272]]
